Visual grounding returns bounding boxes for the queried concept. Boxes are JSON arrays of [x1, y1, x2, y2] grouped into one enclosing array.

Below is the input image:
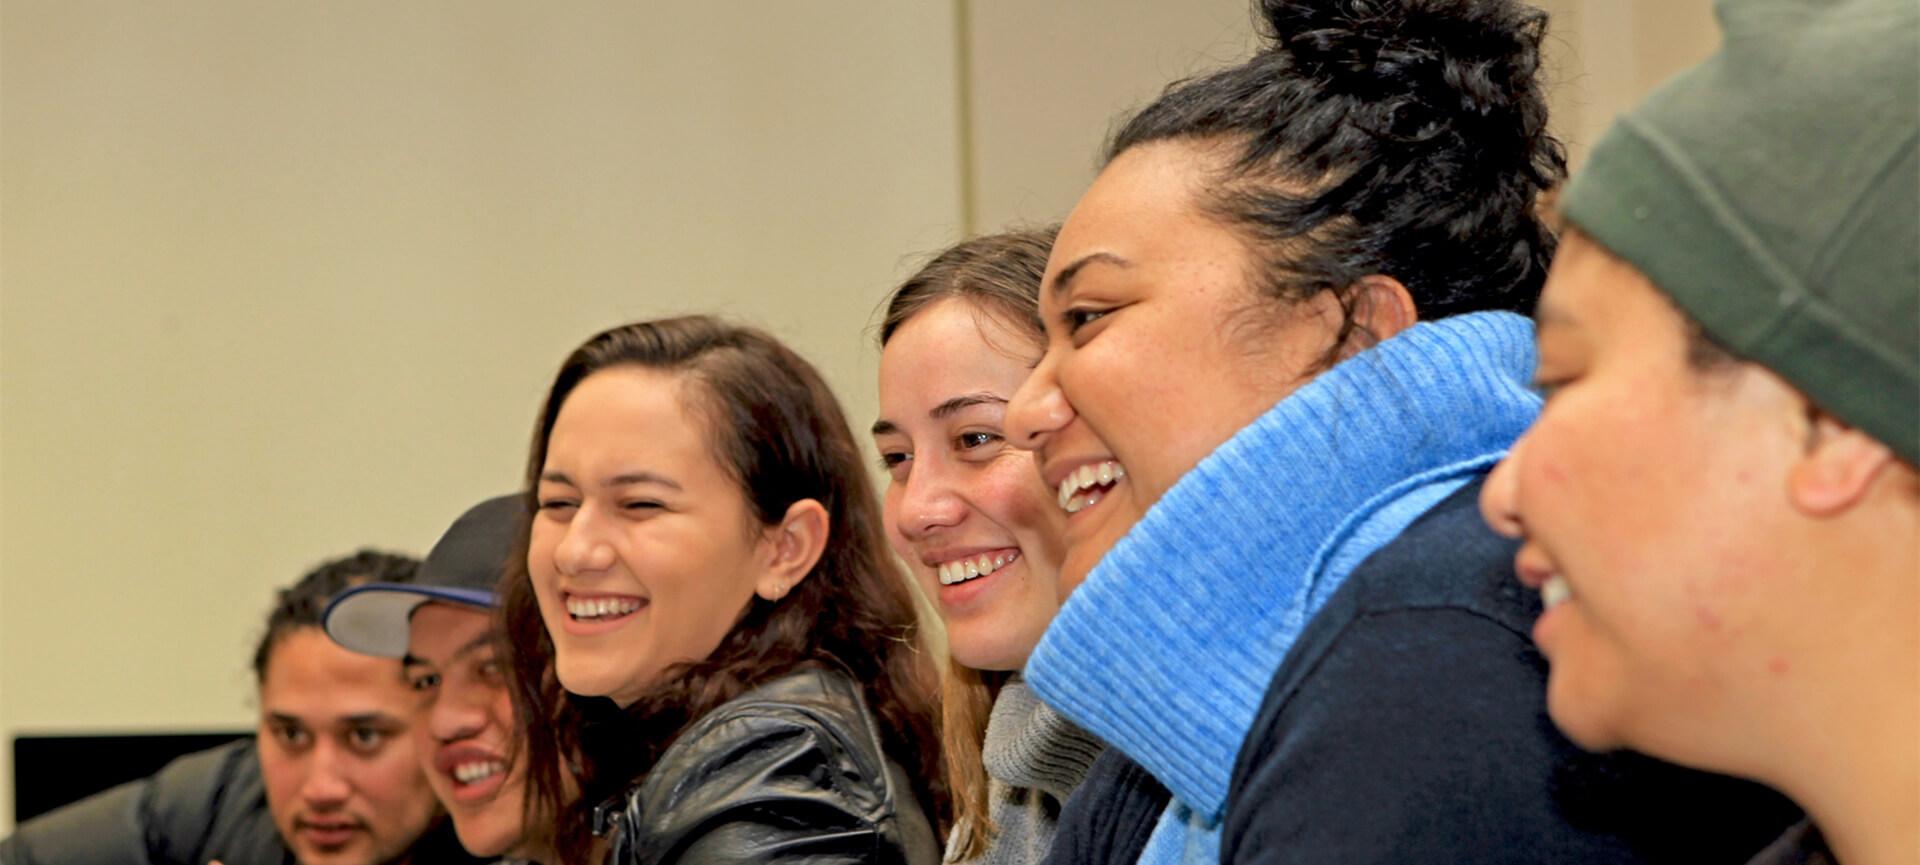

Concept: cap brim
[[323, 583, 497, 658]]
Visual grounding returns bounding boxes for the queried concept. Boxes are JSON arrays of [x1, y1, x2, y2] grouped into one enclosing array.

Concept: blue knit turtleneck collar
[[1023, 311, 1540, 821]]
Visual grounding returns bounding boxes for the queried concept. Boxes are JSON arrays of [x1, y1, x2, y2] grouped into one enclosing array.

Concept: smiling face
[[528, 365, 780, 707], [404, 603, 534, 859], [1478, 231, 1823, 763], [257, 628, 439, 865], [874, 298, 1066, 670], [1004, 140, 1350, 594]]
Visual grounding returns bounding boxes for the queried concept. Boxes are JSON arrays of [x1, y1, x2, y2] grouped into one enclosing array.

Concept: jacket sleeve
[[616, 710, 918, 865], [0, 780, 154, 865]]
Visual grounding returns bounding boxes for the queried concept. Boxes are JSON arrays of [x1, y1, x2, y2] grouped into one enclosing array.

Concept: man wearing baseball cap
[[326, 495, 550, 864], [1480, 0, 1917, 862]]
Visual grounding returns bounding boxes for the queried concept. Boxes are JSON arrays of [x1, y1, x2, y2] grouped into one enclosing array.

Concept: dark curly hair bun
[[1262, 0, 1550, 137], [1109, 0, 1566, 322]]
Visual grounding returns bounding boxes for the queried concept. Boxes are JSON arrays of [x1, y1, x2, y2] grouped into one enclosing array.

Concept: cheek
[[980, 457, 1063, 561]]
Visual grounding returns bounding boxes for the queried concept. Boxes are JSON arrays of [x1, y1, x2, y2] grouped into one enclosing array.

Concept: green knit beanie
[[1562, 0, 1918, 464]]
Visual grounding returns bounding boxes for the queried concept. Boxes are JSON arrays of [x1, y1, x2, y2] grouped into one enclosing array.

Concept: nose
[[895, 456, 965, 540], [552, 505, 618, 577], [429, 679, 489, 745], [300, 740, 352, 809], [1006, 350, 1073, 451], [1480, 434, 1528, 538]]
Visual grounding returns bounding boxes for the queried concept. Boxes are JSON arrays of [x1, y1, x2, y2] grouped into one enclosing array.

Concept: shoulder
[[1225, 481, 1800, 863], [615, 667, 937, 865], [2, 739, 286, 865]]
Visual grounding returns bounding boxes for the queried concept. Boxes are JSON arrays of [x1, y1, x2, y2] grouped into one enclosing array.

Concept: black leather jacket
[[593, 667, 939, 865]]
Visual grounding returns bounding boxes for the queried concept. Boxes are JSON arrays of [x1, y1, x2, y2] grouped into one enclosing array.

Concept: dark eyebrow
[[537, 470, 682, 491], [343, 712, 404, 728], [1049, 251, 1131, 297], [870, 419, 898, 437], [932, 392, 1006, 419], [266, 712, 303, 727], [609, 472, 681, 490]]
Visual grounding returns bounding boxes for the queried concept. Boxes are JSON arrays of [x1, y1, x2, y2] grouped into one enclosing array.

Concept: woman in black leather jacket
[[498, 316, 945, 865]]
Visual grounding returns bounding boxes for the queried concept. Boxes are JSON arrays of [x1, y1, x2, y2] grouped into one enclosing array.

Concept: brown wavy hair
[[878, 226, 1056, 860], [499, 315, 944, 863]]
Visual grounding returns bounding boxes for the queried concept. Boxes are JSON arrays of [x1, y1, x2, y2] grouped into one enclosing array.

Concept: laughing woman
[[872, 228, 1104, 865], [500, 316, 943, 865], [1005, 1, 1798, 863]]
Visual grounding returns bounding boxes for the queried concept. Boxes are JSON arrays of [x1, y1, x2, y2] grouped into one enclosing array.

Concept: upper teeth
[[937, 551, 1018, 586], [1541, 575, 1571, 610], [453, 760, 505, 784], [566, 596, 642, 619], [1057, 461, 1124, 513]]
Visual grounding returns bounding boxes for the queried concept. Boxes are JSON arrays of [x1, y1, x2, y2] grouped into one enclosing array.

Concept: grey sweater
[[945, 678, 1105, 865]]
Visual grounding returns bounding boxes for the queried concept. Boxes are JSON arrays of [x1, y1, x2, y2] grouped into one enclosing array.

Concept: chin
[[455, 817, 519, 859], [1546, 679, 1626, 753], [554, 655, 622, 698]]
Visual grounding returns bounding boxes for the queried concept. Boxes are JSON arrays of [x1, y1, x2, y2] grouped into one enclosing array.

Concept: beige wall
[[0, 2, 963, 830], [0, 0, 1721, 831]]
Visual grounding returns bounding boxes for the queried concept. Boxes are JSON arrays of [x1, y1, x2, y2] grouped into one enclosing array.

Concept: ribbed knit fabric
[[946, 678, 1106, 865], [1024, 312, 1541, 863]]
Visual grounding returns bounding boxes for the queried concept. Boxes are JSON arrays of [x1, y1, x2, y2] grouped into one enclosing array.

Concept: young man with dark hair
[[1, 550, 475, 865]]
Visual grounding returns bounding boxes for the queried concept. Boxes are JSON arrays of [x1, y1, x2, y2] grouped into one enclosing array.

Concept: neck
[[1762, 516, 1918, 865]]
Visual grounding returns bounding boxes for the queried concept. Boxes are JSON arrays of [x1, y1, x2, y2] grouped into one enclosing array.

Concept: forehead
[[545, 366, 727, 485], [880, 299, 1038, 409], [261, 628, 414, 720], [1048, 141, 1251, 304], [406, 602, 493, 661], [1537, 231, 1683, 339]]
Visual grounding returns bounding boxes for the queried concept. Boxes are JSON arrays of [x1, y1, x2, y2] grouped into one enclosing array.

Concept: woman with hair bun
[[1004, 1, 1799, 863], [499, 316, 943, 865]]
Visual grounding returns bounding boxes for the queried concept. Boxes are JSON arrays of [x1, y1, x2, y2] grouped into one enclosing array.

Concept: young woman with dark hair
[[871, 228, 1103, 865], [1003, 1, 1798, 862], [498, 315, 943, 865]]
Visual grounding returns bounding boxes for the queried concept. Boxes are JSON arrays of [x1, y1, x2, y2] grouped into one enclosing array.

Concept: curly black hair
[[250, 548, 419, 682], [1110, 0, 1566, 351]]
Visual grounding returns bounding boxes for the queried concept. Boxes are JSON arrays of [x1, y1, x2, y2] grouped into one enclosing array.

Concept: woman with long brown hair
[[871, 228, 1103, 865], [499, 315, 943, 864]]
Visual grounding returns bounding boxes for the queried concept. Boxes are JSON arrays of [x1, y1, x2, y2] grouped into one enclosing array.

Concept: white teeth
[[1541, 575, 1571, 610], [453, 760, 505, 785], [1057, 460, 1126, 514], [566, 596, 641, 619], [935, 551, 1019, 585]]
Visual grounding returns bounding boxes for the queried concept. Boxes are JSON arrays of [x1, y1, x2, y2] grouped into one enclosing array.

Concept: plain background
[[0, 0, 1716, 828]]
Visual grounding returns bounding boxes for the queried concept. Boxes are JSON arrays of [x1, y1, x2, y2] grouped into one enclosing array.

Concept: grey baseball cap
[[323, 493, 525, 658]]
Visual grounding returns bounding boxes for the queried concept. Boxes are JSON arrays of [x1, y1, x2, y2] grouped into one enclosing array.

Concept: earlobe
[[1787, 413, 1897, 517], [755, 499, 830, 601]]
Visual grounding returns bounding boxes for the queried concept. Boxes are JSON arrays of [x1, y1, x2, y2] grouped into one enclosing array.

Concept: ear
[[1342, 275, 1419, 354], [755, 499, 830, 601], [1787, 411, 1899, 517]]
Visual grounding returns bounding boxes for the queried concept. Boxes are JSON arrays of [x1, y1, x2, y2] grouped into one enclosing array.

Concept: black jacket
[[0, 738, 478, 865], [595, 667, 939, 865], [1045, 481, 1800, 865]]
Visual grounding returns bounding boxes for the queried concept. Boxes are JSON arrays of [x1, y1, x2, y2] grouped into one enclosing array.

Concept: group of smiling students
[[49, 0, 1920, 863]]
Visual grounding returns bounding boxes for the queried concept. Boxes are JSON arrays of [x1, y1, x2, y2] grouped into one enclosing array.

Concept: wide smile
[[439, 748, 511, 804], [1054, 459, 1126, 515], [933, 548, 1021, 586], [558, 591, 647, 636]]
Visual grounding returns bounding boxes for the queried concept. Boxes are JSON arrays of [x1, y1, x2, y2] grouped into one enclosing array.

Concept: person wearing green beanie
[[1479, 0, 1916, 863]]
